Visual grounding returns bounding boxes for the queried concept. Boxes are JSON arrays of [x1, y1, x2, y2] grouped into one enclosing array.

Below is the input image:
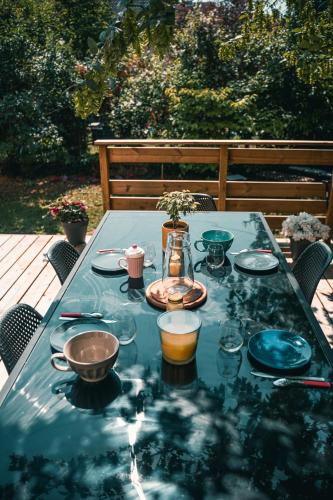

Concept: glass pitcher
[[162, 231, 194, 297]]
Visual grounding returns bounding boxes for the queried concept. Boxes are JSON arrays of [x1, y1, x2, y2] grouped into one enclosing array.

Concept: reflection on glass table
[[216, 349, 242, 380]]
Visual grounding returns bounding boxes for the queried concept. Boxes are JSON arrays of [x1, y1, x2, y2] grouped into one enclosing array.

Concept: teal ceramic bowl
[[194, 229, 234, 252]]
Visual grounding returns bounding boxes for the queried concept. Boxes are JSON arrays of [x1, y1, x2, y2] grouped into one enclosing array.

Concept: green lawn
[[0, 175, 104, 234]]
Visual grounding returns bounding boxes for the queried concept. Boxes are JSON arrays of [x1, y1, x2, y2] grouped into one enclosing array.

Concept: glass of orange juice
[[157, 310, 201, 365]]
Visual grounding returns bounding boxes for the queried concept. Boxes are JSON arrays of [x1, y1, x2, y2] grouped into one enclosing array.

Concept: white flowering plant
[[282, 212, 330, 242]]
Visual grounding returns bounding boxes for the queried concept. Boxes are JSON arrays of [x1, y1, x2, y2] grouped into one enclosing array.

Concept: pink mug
[[118, 244, 145, 278]]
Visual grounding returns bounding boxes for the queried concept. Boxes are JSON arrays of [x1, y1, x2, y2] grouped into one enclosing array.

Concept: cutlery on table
[[273, 378, 331, 388], [60, 312, 103, 319], [96, 248, 126, 254], [251, 370, 326, 382], [230, 249, 272, 255], [59, 316, 117, 323]]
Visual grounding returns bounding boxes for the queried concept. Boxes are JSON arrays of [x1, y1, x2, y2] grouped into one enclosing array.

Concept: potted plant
[[157, 190, 198, 250], [282, 212, 330, 261], [47, 199, 89, 246]]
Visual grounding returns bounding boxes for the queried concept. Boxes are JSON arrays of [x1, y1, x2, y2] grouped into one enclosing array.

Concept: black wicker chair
[[0, 304, 42, 374], [47, 240, 79, 285], [191, 193, 217, 211], [292, 241, 332, 304]]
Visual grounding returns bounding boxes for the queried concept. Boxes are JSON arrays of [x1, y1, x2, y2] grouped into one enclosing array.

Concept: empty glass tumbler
[[206, 243, 225, 271], [219, 318, 244, 353]]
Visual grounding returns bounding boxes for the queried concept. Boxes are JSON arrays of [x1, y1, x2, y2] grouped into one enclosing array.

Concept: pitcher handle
[[51, 353, 72, 372], [194, 240, 205, 252]]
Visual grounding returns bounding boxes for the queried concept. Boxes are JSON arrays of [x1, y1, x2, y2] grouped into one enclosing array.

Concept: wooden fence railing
[[95, 139, 333, 232]]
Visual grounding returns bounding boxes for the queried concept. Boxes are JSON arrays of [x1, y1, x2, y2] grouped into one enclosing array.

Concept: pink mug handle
[[118, 257, 128, 270], [51, 352, 72, 372]]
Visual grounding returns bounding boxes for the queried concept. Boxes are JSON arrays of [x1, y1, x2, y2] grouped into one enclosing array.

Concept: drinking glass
[[139, 241, 156, 267], [157, 310, 201, 365], [206, 243, 225, 271], [162, 231, 194, 297], [110, 309, 137, 345], [219, 318, 244, 353]]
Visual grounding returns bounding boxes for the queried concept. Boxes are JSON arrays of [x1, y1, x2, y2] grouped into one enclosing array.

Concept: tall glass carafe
[[162, 231, 194, 297]]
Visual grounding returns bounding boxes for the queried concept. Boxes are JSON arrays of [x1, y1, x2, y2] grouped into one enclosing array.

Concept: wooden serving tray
[[146, 279, 207, 310]]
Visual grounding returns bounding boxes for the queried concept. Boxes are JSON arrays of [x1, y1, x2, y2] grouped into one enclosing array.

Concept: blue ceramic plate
[[248, 329, 312, 370]]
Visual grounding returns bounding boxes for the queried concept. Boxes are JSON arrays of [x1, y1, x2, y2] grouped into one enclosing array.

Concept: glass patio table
[[1, 211, 333, 499]]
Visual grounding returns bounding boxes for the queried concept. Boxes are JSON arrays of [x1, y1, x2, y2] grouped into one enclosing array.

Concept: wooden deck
[[0, 234, 332, 387]]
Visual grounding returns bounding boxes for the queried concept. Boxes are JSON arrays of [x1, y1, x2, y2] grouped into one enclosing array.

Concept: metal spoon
[[273, 378, 331, 388]]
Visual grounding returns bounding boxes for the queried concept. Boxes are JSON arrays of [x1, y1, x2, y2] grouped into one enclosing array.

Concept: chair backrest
[[191, 193, 217, 211], [292, 241, 333, 304], [47, 240, 79, 284], [0, 304, 42, 374]]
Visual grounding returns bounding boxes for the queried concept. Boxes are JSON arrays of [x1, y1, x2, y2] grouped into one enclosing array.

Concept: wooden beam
[[99, 146, 111, 211], [326, 178, 333, 231], [227, 181, 326, 199], [95, 139, 333, 146], [226, 198, 326, 213], [110, 179, 217, 196], [109, 147, 220, 164], [218, 146, 228, 211], [110, 196, 326, 213], [229, 148, 333, 166], [110, 179, 326, 199]]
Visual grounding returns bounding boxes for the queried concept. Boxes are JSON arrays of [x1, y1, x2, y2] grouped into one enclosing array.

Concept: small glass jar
[[166, 292, 184, 312]]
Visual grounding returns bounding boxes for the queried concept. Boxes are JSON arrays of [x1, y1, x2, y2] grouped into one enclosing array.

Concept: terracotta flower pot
[[162, 220, 189, 251], [289, 238, 312, 262], [62, 220, 88, 247]]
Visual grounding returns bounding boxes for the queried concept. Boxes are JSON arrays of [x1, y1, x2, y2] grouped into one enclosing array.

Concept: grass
[[0, 175, 104, 234]]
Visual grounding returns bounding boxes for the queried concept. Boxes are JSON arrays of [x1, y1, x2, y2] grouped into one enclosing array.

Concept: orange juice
[[157, 310, 201, 365]]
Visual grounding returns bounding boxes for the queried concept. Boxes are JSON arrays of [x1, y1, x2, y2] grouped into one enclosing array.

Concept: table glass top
[[0, 212, 332, 499]]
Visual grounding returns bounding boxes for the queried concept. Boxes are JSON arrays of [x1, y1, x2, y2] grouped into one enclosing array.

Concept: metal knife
[[251, 370, 326, 382], [59, 317, 117, 323]]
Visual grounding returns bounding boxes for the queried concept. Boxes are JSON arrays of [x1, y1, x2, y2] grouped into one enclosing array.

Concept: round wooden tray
[[146, 279, 207, 310]]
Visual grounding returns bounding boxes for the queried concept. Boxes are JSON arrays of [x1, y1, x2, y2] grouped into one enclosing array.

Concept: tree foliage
[[0, 0, 108, 176], [103, 2, 332, 141]]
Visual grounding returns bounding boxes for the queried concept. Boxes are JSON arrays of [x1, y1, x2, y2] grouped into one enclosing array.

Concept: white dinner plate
[[91, 251, 125, 273], [234, 251, 279, 273]]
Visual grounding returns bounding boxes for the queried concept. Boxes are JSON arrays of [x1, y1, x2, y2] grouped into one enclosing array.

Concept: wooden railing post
[[218, 146, 228, 210], [326, 176, 333, 236], [99, 146, 111, 211]]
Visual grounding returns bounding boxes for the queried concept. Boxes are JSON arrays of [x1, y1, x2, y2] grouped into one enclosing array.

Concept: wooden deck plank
[[0, 237, 55, 314], [35, 275, 62, 317], [312, 293, 333, 347], [0, 234, 11, 248], [0, 235, 39, 278], [0, 235, 53, 305], [0, 234, 27, 265], [20, 235, 64, 309]]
